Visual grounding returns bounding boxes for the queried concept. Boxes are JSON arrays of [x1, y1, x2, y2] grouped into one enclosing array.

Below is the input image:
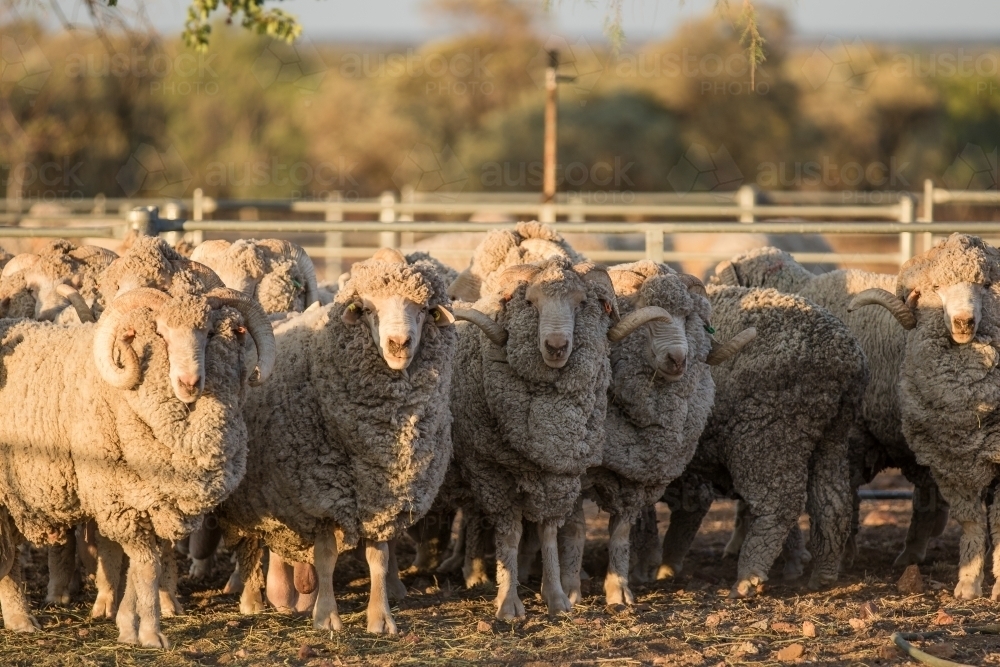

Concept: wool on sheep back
[[660, 285, 866, 596]]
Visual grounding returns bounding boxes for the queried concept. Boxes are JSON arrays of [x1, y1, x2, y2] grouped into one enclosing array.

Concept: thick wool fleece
[[0, 303, 251, 548], [456, 221, 587, 300], [712, 248, 947, 562], [664, 286, 866, 588], [0, 240, 115, 319], [218, 254, 456, 558], [99, 237, 216, 302], [587, 261, 715, 520], [451, 258, 612, 533], [896, 233, 1000, 299]]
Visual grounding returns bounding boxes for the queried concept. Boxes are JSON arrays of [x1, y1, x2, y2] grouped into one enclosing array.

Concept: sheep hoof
[[45, 591, 71, 606], [655, 564, 678, 580], [563, 579, 582, 605], [729, 580, 757, 599], [892, 549, 925, 568], [239, 590, 266, 615], [91, 594, 116, 619], [464, 570, 491, 589], [312, 608, 343, 632], [495, 595, 525, 621], [366, 610, 397, 635], [118, 627, 139, 645], [782, 562, 805, 581], [159, 591, 184, 617], [954, 580, 982, 600], [6, 614, 39, 633], [188, 558, 213, 579], [437, 554, 463, 574], [543, 590, 572, 616], [137, 629, 171, 649], [388, 578, 407, 601], [991, 582, 1000, 601], [223, 570, 244, 595], [604, 576, 634, 606]]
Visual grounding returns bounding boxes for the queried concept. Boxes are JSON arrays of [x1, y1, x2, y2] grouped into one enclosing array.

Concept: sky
[[20, 0, 1000, 44]]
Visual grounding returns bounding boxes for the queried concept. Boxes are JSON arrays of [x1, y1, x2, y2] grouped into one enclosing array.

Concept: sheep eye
[[985, 282, 992, 289]]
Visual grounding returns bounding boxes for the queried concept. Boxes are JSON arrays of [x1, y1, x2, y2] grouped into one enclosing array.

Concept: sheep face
[[931, 281, 986, 344], [342, 294, 452, 371], [631, 275, 705, 381], [24, 272, 77, 322], [154, 298, 213, 403], [524, 279, 586, 368]]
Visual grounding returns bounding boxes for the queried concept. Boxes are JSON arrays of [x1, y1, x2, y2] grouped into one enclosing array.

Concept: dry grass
[[3, 472, 1000, 666]]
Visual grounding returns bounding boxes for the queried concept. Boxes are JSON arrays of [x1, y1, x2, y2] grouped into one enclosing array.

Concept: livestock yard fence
[[1, 179, 999, 281]]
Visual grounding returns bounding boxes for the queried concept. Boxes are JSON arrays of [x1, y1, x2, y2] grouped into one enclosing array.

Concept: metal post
[[379, 191, 398, 249], [921, 178, 934, 252], [898, 194, 915, 264], [543, 50, 558, 206], [738, 185, 757, 223], [324, 191, 344, 281], [161, 200, 182, 245], [191, 188, 205, 246], [127, 206, 158, 237], [645, 227, 665, 263]]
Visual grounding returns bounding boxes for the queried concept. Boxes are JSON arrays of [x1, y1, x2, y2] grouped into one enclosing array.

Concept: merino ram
[[0, 284, 274, 647], [850, 233, 1000, 599]]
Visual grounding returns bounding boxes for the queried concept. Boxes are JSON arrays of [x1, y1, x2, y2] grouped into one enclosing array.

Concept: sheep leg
[[223, 560, 243, 595], [628, 504, 661, 584], [46, 539, 76, 605], [945, 490, 987, 600], [518, 521, 540, 582], [158, 540, 183, 617], [293, 561, 318, 613], [76, 520, 99, 577], [805, 433, 850, 590], [438, 508, 465, 574], [311, 530, 342, 631], [989, 493, 1000, 600], [896, 475, 949, 567], [781, 523, 811, 581], [731, 507, 801, 599], [0, 557, 39, 632], [604, 513, 634, 606], [463, 507, 491, 588], [364, 540, 398, 635], [265, 550, 297, 613], [188, 514, 223, 579], [117, 539, 168, 648], [659, 479, 713, 580], [92, 534, 123, 619], [538, 520, 571, 616], [408, 511, 453, 572], [386, 539, 407, 601], [724, 500, 749, 557], [558, 498, 586, 604], [494, 517, 525, 620], [236, 537, 265, 614]]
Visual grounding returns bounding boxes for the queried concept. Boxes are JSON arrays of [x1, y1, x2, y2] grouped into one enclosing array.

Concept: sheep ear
[[342, 302, 363, 325], [432, 305, 455, 327]]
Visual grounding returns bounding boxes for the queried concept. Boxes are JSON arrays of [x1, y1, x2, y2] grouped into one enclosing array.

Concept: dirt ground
[[3, 471, 999, 666]]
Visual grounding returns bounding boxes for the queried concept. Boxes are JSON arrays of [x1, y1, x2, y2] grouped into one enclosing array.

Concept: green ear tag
[[293, 279, 303, 289], [704, 324, 716, 334]]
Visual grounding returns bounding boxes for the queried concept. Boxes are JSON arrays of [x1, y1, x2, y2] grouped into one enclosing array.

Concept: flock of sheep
[[0, 223, 996, 650]]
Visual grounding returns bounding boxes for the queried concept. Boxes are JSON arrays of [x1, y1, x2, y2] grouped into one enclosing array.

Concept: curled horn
[[848, 288, 916, 330], [453, 308, 507, 346], [1, 254, 39, 280], [372, 248, 407, 264], [255, 240, 320, 307], [677, 273, 708, 298], [205, 287, 276, 386], [69, 245, 118, 268], [706, 327, 756, 365], [497, 264, 541, 301], [608, 306, 673, 342], [93, 288, 170, 389], [715, 260, 741, 286], [170, 259, 226, 291], [55, 284, 95, 323]]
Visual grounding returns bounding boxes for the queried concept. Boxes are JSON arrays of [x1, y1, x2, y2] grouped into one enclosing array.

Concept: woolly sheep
[[215, 248, 457, 635], [850, 233, 1000, 599], [0, 285, 275, 647], [713, 246, 949, 566], [559, 261, 753, 606], [450, 255, 673, 619], [657, 285, 867, 597], [0, 240, 117, 323], [191, 239, 320, 313]]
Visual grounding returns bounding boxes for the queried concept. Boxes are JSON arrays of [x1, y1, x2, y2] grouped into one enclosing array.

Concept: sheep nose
[[178, 374, 202, 392], [657, 352, 686, 376], [387, 335, 412, 355], [953, 316, 976, 334], [544, 334, 569, 358]]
